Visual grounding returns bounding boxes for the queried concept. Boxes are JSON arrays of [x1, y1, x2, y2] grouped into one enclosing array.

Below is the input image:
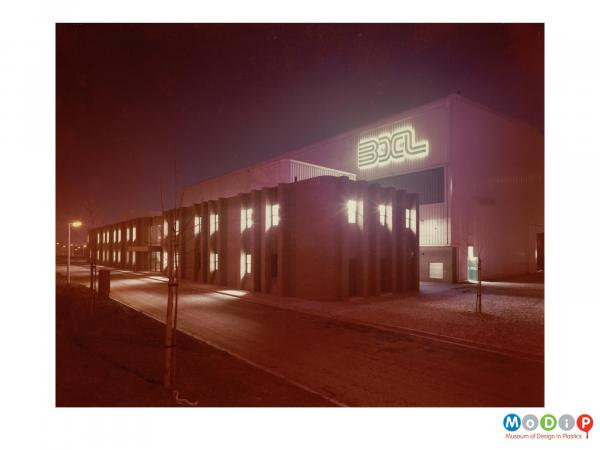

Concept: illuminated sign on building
[[357, 125, 429, 169]]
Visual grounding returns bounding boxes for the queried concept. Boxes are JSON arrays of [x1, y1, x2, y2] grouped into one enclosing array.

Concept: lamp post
[[68, 220, 82, 286]]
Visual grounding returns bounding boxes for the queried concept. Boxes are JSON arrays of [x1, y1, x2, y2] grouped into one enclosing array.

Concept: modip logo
[[578, 414, 594, 438], [503, 414, 521, 432], [503, 413, 594, 440]]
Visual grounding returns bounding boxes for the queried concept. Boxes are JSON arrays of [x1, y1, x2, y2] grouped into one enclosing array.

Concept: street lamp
[[67, 220, 83, 286]]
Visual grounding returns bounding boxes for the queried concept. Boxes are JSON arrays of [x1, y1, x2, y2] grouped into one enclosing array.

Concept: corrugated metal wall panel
[[288, 159, 356, 183], [182, 159, 355, 206], [277, 101, 451, 183], [419, 203, 449, 246], [374, 167, 445, 205]]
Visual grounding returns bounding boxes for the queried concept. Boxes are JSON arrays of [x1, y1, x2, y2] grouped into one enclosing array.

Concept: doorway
[[150, 251, 161, 272], [467, 245, 479, 282]]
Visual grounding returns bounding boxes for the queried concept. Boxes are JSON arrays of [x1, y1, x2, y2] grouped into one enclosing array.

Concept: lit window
[[378, 204, 393, 229], [468, 245, 475, 259], [240, 253, 252, 278], [113, 230, 117, 242], [113, 250, 116, 262], [126, 251, 129, 264], [194, 216, 201, 235], [265, 205, 272, 229], [164, 219, 169, 238], [118, 229, 121, 242], [210, 213, 219, 234], [347, 200, 357, 224], [132, 226, 136, 242], [126, 227, 130, 241], [132, 252, 136, 266], [378, 204, 386, 226], [175, 219, 180, 235], [405, 208, 416, 231], [163, 251, 168, 270], [266, 203, 280, 229], [117, 251, 121, 263], [210, 252, 219, 272], [241, 208, 253, 231]]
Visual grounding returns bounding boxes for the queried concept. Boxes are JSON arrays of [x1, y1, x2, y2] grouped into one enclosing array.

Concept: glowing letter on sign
[[357, 125, 429, 170]]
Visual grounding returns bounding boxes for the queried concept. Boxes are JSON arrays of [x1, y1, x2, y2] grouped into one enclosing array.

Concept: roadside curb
[[68, 265, 544, 364], [104, 292, 345, 407], [205, 289, 544, 364]]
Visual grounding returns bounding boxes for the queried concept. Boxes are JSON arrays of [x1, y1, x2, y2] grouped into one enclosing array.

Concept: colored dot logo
[[577, 414, 593, 439], [503, 413, 593, 437], [503, 414, 521, 432], [540, 414, 557, 431], [558, 414, 575, 431], [522, 414, 539, 431]]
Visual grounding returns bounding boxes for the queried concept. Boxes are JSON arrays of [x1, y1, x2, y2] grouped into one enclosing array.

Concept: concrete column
[[372, 184, 381, 297], [251, 190, 261, 292], [396, 190, 407, 293], [339, 177, 349, 301], [260, 190, 270, 294], [200, 202, 209, 283], [411, 192, 420, 290], [276, 183, 285, 297], [390, 188, 399, 293], [217, 198, 227, 286], [359, 181, 370, 298]]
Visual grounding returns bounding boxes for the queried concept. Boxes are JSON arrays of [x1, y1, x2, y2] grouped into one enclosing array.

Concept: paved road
[[58, 264, 544, 406]]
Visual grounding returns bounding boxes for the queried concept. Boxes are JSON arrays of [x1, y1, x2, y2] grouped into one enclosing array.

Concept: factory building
[[90, 175, 420, 301], [254, 94, 544, 282], [89, 94, 543, 294]]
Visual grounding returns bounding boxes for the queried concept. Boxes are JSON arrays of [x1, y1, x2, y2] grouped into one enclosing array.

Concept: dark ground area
[[56, 279, 332, 406]]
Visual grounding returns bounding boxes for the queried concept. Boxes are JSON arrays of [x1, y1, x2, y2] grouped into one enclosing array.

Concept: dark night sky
[[56, 23, 543, 243]]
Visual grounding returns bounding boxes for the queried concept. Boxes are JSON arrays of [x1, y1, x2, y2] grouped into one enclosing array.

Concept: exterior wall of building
[[449, 96, 544, 281], [270, 98, 452, 252], [181, 158, 355, 207], [89, 95, 542, 284], [175, 176, 419, 301], [90, 216, 156, 273], [253, 94, 543, 282], [91, 176, 420, 301]]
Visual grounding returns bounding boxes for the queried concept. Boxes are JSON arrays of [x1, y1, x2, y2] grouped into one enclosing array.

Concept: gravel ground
[[210, 273, 544, 357], [58, 266, 544, 406]]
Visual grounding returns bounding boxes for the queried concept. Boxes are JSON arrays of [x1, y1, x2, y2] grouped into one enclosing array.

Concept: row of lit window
[[97, 204, 279, 248], [346, 200, 416, 230], [207, 252, 252, 278], [96, 226, 136, 244], [202, 204, 280, 236], [96, 249, 136, 265]]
